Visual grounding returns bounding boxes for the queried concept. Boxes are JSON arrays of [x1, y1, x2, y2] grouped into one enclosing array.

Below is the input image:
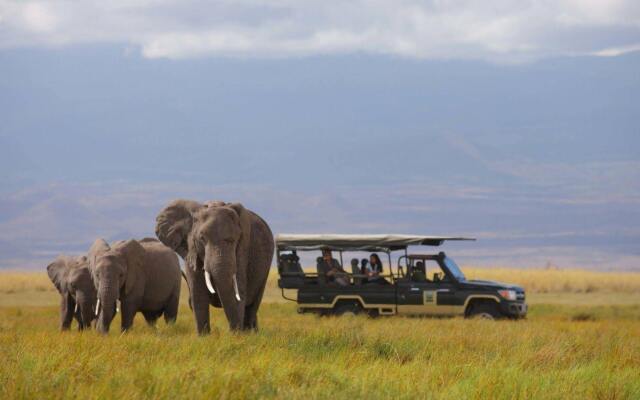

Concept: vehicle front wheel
[[333, 302, 362, 316], [467, 302, 501, 320]]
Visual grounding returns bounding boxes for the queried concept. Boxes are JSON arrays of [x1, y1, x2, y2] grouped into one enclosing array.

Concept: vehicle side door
[[396, 260, 461, 316]]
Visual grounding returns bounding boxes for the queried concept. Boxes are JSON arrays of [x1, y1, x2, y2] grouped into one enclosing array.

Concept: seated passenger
[[365, 253, 386, 284], [361, 258, 368, 271], [411, 261, 427, 282], [360, 259, 369, 283], [317, 249, 349, 286]]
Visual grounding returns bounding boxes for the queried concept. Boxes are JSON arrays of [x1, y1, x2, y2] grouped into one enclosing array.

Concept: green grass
[[1, 270, 639, 399]]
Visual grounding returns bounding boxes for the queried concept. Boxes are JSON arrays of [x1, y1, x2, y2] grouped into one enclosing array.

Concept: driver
[[412, 261, 427, 282]]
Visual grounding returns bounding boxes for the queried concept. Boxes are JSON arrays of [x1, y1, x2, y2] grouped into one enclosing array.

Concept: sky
[[0, 1, 639, 270]]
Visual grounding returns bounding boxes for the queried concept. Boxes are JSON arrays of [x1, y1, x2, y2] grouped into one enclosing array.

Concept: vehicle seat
[[350, 258, 362, 285], [277, 252, 305, 289], [279, 253, 304, 276]]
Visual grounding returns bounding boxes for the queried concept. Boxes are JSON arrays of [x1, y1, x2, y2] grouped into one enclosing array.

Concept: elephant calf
[[47, 255, 97, 331], [88, 237, 182, 334]]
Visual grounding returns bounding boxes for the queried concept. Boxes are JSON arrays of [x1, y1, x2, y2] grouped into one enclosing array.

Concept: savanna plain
[[1, 268, 639, 399]]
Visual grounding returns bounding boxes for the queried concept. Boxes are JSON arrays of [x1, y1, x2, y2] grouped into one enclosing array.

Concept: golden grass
[[3, 266, 639, 295], [0, 304, 639, 399], [0, 271, 53, 294], [1, 268, 639, 399], [463, 267, 640, 293]]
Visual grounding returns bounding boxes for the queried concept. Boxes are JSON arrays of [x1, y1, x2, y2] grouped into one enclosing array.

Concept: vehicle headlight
[[498, 289, 517, 301]]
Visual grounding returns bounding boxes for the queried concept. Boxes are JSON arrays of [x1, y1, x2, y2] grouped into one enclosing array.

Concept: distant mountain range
[[1, 49, 638, 270]]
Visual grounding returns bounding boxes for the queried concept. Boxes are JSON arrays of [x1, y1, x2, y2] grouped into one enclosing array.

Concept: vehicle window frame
[[440, 256, 466, 282]]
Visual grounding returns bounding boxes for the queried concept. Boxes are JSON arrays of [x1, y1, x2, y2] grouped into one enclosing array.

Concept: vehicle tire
[[333, 302, 362, 316], [467, 302, 501, 320]]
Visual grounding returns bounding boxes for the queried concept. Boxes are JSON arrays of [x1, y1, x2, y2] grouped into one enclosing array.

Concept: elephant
[[87, 237, 182, 334], [155, 200, 274, 334], [47, 255, 97, 331]]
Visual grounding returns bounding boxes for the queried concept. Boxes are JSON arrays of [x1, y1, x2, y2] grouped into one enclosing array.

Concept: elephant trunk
[[96, 283, 118, 334], [75, 293, 96, 330], [203, 244, 244, 330]]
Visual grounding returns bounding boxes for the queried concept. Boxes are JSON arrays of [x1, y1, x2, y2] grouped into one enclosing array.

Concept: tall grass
[[1, 269, 639, 399], [3, 267, 639, 295], [462, 267, 640, 293], [0, 271, 53, 294], [0, 304, 639, 399]]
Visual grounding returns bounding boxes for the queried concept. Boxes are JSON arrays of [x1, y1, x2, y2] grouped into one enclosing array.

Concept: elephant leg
[[189, 269, 211, 335], [120, 300, 137, 333], [74, 302, 84, 330], [142, 311, 159, 327], [243, 287, 266, 331], [210, 270, 245, 331], [60, 294, 75, 331], [163, 289, 179, 325]]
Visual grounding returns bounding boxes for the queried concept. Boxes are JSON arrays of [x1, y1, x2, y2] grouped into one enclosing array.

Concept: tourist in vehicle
[[361, 258, 368, 272], [366, 253, 385, 284], [360, 258, 369, 283], [317, 249, 349, 286]]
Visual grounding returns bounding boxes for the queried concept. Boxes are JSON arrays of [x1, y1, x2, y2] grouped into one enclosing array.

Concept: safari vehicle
[[276, 234, 527, 320]]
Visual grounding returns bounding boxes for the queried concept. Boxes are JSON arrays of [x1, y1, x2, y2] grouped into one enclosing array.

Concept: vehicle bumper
[[501, 301, 527, 318]]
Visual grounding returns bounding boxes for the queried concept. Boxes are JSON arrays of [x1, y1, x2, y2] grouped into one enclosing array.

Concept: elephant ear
[[227, 203, 251, 290], [115, 239, 145, 297], [47, 256, 70, 294], [155, 199, 200, 259], [185, 228, 201, 272]]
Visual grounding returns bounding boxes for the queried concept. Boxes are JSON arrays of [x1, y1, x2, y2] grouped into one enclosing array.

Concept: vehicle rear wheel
[[467, 303, 500, 320], [333, 302, 362, 316]]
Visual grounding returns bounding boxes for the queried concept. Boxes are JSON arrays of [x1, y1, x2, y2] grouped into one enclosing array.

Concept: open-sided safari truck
[[277, 234, 527, 320]]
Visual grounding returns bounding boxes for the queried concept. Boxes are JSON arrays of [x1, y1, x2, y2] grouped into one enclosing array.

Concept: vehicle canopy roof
[[276, 234, 475, 252], [407, 254, 443, 260]]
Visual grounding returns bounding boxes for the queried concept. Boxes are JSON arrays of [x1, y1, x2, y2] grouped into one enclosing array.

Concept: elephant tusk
[[116, 303, 120, 314], [233, 274, 241, 302], [204, 270, 216, 294], [75, 303, 79, 314], [95, 299, 101, 317]]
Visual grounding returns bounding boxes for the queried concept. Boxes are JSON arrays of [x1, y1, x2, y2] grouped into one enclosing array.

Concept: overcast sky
[[1, 1, 639, 269]]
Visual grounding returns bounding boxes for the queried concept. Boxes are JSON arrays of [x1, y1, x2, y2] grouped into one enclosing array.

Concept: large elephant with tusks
[[155, 200, 274, 334]]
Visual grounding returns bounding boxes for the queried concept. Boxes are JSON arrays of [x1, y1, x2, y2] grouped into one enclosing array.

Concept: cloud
[[0, 1, 639, 61], [591, 42, 640, 57]]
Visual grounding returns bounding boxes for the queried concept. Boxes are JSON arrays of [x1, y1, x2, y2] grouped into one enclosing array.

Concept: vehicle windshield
[[443, 257, 466, 281]]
